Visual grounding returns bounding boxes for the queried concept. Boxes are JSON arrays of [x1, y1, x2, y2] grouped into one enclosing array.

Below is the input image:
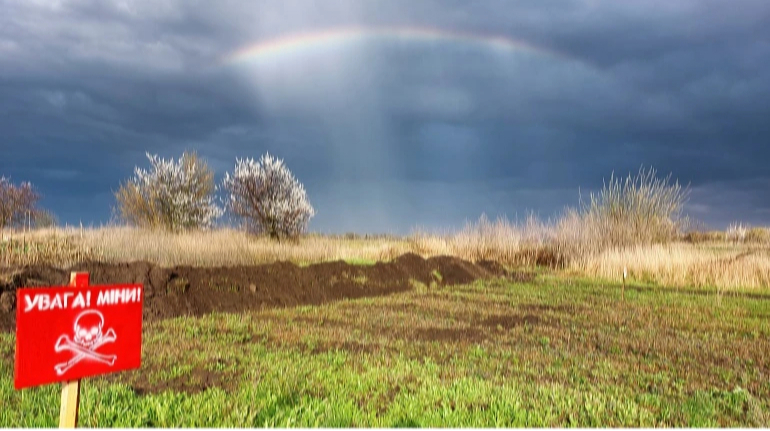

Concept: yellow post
[[59, 381, 80, 428], [59, 272, 88, 428]]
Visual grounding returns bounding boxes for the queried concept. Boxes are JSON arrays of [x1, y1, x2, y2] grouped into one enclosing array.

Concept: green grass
[[2, 275, 769, 427], [343, 258, 378, 266]]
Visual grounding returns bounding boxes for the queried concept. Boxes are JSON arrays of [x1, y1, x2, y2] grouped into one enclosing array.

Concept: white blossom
[[222, 152, 314, 238], [130, 152, 222, 230]]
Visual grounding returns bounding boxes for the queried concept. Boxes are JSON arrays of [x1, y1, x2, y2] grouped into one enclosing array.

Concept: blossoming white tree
[[115, 151, 222, 231], [223, 152, 315, 239]]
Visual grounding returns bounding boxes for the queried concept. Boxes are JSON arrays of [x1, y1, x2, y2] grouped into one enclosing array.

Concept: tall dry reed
[[573, 243, 770, 291]]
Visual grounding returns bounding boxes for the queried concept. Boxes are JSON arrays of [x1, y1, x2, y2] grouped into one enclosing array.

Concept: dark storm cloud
[[1, 0, 769, 232]]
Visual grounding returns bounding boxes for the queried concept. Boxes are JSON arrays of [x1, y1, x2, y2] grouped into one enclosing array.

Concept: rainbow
[[222, 26, 581, 66]]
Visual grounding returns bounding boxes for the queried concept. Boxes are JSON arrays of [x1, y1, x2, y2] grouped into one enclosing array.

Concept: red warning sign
[[14, 284, 143, 389]]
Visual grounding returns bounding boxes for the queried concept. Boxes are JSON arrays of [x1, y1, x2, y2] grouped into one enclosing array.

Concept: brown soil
[[481, 313, 542, 330], [519, 303, 579, 314], [306, 340, 393, 356], [0, 253, 523, 332], [96, 365, 237, 396], [411, 327, 487, 343]]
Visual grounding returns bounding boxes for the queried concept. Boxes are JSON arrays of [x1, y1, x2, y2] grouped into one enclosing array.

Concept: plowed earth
[[0, 253, 532, 332]]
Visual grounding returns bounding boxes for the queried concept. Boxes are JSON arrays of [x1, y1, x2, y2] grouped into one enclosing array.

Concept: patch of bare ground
[[519, 303, 579, 314], [376, 302, 424, 315], [141, 368, 232, 396], [480, 314, 542, 330], [0, 253, 514, 331], [355, 375, 420, 415], [94, 357, 240, 396], [290, 316, 350, 329], [410, 327, 487, 343], [308, 340, 389, 355], [136, 367, 233, 396]]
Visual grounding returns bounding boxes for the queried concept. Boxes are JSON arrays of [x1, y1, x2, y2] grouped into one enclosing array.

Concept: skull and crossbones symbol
[[54, 310, 117, 375]]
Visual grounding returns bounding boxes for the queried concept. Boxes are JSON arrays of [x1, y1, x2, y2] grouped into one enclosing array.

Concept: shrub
[[726, 222, 748, 243], [0, 177, 40, 229], [222, 153, 315, 239], [577, 166, 690, 248], [32, 209, 58, 229], [682, 230, 726, 243], [724, 224, 770, 244], [746, 227, 770, 244], [114, 151, 222, 231]]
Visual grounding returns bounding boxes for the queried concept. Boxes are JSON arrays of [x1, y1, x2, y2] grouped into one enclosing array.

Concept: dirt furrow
[[0, 253, 530, 332]]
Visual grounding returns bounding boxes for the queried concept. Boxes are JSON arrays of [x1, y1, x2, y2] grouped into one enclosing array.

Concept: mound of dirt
[[0, 254, 530, 332]]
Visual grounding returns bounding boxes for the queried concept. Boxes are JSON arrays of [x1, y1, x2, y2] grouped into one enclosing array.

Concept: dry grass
[[2, 224, 769, 292], [573, 243, 770, 291], [410, 214, 562, 267], [84, 227, 429, 267], [746, 227, 770, 244], [0, 228, 98, 267], [1, 227, 421, 268], [412, 215, 770, 291], [683, 230, 728, 243]]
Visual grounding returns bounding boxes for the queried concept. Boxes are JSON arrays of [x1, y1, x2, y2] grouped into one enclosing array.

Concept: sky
[[1, 0, 769, 234]]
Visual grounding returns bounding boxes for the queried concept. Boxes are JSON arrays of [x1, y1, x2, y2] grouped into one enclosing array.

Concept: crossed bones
[[54, 329, 117, 375]]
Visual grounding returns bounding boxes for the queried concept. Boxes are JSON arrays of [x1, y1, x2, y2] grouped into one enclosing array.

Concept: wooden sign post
[[60, 272, 88, 428], [14, 273, 144, 427]]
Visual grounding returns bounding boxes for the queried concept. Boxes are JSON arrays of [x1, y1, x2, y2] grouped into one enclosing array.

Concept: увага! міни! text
[[22, 286, 142, 312]]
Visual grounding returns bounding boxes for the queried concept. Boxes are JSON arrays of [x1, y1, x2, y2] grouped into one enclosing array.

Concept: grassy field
[[2, 274, 769, 427]]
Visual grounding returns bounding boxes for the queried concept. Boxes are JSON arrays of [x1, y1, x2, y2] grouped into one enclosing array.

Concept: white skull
[[73, 310, 104, 348]]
